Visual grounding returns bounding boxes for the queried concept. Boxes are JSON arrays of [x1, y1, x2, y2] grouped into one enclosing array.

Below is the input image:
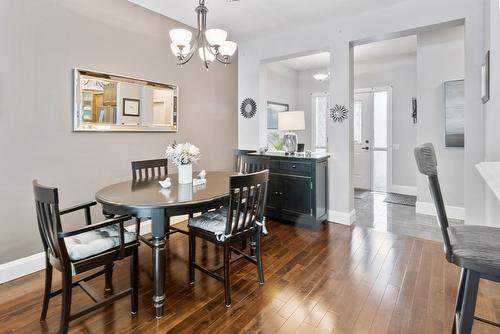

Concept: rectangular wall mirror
[[74, 69, 178, 132]]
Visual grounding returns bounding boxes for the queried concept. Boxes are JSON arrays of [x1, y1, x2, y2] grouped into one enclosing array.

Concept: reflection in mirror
[[74, 69, 178, 132]]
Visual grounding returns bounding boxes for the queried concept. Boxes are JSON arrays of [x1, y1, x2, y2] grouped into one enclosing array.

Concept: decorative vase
[[178, 164, 193, 184], [283, 131, 298, 155]]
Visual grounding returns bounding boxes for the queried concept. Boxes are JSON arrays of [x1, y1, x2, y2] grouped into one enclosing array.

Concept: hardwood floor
[[1, 220, 499, 333]]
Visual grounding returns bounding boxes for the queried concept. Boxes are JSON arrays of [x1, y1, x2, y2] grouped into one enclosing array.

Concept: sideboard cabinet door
[[265, 173, 281, 218], [280, 175, 312, 217]]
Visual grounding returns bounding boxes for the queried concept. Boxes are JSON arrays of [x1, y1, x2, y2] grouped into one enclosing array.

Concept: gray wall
[[484, 0, 500, 227], [416, 25, 464, 207], [0, 0, 238, 264], [264, 63, 299, 149], [266, 63, 298, 110], [297, 68, 330, 151]]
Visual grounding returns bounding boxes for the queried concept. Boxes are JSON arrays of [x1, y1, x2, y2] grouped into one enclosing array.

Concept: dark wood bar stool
[[33, 180, 139, 334], [414, 143, 500, 334], [188, 170, 269, 307], [131, 158, 188, 248]]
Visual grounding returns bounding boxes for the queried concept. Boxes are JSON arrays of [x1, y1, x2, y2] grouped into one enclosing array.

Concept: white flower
[[165, 142, 201, 166]]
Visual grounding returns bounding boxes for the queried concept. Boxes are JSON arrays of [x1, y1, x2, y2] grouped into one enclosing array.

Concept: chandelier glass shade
[[169, 0, 237, 69]]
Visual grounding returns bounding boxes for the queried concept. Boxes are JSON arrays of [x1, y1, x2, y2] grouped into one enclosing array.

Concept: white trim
[[0, 253, 46, 284], [415, 201, 465, 220], [0, 217, 193, 284], [328, 209, 356, 225], [390, 185, 417, 196]]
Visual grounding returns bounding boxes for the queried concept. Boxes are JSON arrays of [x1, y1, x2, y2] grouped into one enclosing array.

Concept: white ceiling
[[354, 35, 417, 62], [273, 52, 331, 72], [270, 35, 417, 71], [128, 0, 409, 41]]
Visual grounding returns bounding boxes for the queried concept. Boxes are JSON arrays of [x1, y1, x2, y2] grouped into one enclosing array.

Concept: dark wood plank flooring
[[1, 220, 499, 333]]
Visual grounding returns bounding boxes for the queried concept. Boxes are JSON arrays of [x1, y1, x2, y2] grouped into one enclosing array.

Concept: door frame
[[311, 92, 330, 153], [354, 86, 393, 192]]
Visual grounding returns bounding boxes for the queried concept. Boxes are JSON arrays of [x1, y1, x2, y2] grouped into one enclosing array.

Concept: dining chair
[[131, 158, 187, 248], [234, 149, 256, 172], [238, 154, 270, 174], [414, 143, 500, 334], [238, 155, 270, 251], [131, 158, 168, 180], [33, 180, 139, 334], [188, 170, 269, 307]]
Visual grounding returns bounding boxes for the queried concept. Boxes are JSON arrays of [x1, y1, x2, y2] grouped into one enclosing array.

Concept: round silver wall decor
[[330, 104, 349, 122], [240, 98, 257, 119]]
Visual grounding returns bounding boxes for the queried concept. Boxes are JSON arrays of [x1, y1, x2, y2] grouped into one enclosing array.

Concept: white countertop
[[476, 162, 500, 200]]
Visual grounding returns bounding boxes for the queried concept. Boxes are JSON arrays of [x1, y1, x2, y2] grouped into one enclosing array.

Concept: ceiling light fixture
[[313, 73, 330, 81], [169, 0, 237, 70]]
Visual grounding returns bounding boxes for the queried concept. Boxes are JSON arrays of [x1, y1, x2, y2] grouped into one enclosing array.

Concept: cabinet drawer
[[279, 161, 311, 174]]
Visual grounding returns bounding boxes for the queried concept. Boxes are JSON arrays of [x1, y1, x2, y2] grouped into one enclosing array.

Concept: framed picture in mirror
[[123, 98, 140, 117]]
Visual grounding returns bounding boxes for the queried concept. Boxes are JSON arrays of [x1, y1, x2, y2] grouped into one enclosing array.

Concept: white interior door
[[353, 92, 372, 189]]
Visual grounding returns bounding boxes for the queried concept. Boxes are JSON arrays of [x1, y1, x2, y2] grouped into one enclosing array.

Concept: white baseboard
[[328, 209, 356, 225], [0, 253, 46, 284], [415, 201, 465, 220], [390, 185, 417, 196], [0, 217, 196, 285]]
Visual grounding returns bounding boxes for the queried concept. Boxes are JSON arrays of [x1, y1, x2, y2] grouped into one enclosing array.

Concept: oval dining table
[[95, 171, 236, 318]]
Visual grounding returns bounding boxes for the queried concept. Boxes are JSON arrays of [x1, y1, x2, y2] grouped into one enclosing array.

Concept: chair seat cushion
[[448, 225, 500, 275], [65, 224, 136, 261], [188, 207, 228, 236]]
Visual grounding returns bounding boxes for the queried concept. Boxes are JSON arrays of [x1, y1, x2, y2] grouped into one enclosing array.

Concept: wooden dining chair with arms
[[33, 180, 139, 334], [414, 143, 500, 334], [188, 170, 269, 307]]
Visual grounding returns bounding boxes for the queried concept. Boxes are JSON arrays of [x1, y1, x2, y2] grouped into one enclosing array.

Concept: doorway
[[353, 87, 392, 192]]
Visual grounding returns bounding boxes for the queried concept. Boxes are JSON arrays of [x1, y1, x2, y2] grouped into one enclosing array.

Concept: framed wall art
[[267, 101, 289, 129], [444, 79, 465, 148]]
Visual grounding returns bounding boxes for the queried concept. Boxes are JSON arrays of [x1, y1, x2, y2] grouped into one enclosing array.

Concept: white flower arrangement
[[165, 142, 201, 166]]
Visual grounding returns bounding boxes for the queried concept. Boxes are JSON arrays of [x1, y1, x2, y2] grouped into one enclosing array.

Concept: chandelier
[[169, 0, 237, 69]]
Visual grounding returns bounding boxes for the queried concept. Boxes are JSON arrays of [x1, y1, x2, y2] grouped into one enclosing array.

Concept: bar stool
[[414, 143, 500, 334]]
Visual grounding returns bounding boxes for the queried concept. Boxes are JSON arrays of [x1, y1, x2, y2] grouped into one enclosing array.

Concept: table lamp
[[278, 111, 305, 155]]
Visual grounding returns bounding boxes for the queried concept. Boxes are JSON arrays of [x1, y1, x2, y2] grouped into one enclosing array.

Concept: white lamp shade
[[170, 43, 191, 56], [219, 41, 237, 57], [278, 111, 306, 131], [198, 47, 215, 62], [169, 28, 192, 46], [205, 28, 227, 46]]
